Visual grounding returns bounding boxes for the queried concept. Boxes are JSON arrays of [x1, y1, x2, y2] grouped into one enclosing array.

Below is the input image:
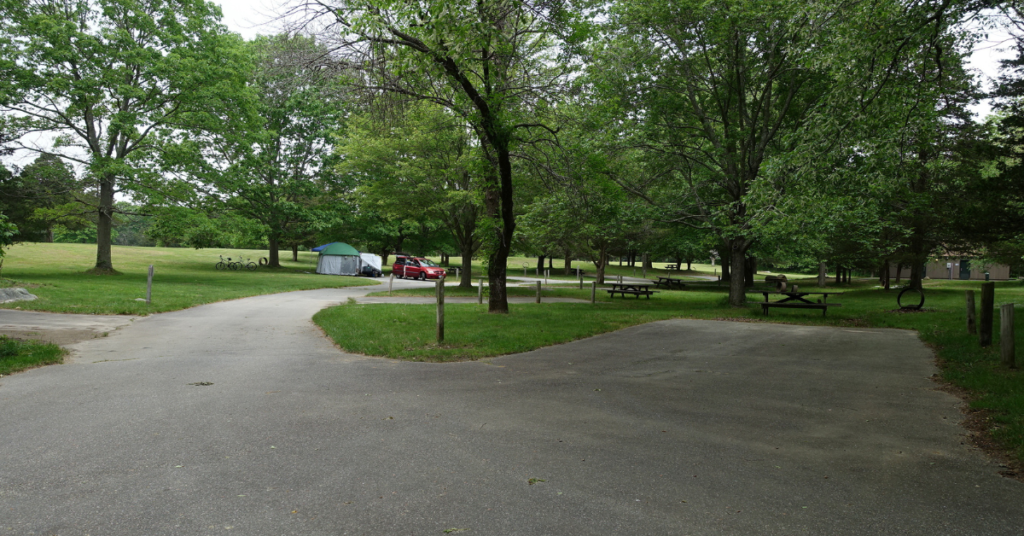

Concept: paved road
[[1, 279, 1022, 535]]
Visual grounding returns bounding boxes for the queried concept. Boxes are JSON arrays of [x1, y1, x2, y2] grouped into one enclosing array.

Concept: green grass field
[[0, 242, 374, 314]]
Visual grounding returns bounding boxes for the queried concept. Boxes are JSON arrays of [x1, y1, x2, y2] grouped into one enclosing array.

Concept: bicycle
[[215, 255, 230, 270]]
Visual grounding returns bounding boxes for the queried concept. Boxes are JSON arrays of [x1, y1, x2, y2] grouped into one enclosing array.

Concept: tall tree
[[339, 104, 483, 287], [167, 34, 351, 267], [296, 0, 575, 313], [0, 0, 247, 271], [597, 0, 973, 305]]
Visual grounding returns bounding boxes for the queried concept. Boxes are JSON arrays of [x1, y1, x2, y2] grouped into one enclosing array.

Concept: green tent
[[316, 242, 361, 275]]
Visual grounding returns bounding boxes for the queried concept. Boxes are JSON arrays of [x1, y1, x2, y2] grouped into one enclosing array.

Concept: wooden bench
[[607, 289, 658, 299], [760, 302, 842, 316]]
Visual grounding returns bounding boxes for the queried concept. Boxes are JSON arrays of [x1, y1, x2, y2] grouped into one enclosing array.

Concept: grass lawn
[[0, 335, 66, 376], [0, 242, 374, 315], [315, 278, 1024, 464]]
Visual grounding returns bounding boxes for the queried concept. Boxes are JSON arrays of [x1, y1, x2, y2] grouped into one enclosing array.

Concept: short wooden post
[[436, 281, 444, 343], [643, 266, 646, 279], [536, 280, 541, 303], [389, 274, 394, 297], [591, 281, 596, 304], [146, 265, 154, 304], [579, 271, 583, 289], [1001, 303, 1015, 368], [966, 290, 976, 335], [478, 278, 483, 304], [980, 282, 995, 347]]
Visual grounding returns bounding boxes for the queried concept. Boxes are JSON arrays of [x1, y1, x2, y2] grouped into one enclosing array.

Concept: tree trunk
[[94, 174, 115, 271], [483, 135, 515, 314], [895, 263, 903, 284], [564, 250, 572, 276], [744, 256, 756, 288], [687, 260, 692, 271], [292, 244, 299, 262], [883, 261, 891, 290], [380, 250, 390, 268], [643, 253, 653, 270], [460, 245, 474, 289], [537, 255, 545, 271], [268, 235, 280, 268], [721, 250, 731, 281], [595, 247, 608, 284], [728, 240, 750, 306], [909, 261, 924, 291]]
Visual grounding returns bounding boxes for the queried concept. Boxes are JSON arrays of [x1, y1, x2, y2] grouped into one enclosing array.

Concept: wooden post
[[966, 290, 977, 335], [436, 281, 444, 343], [1001, 304, 1015, 368], [579, 271, 583, 289], [643, 266, 646, 279], [980, 282, 995, 347], [818, 262, 827, 287], [146, 264, 153, 304], [536, 281, 541, 303], [591, 281, 596, 304], [389, 274, 394, 297], [478, 278, 483, 304]]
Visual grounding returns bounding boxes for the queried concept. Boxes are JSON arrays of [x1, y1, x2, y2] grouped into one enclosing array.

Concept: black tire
[[259, 257, 269, 266], [215, 262, 226, 271], [229, 262, 240, 271], [419, 272, 427, 281], [246, 262, 257, 271], [897, 287, 925, 310]]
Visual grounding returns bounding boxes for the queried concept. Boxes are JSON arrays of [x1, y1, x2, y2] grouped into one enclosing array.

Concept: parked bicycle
[[215, 255, 257, 271]]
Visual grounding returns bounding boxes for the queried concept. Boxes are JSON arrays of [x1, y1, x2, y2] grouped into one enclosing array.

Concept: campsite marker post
[[591, 281, 597, 304], [389, 274, 394, 297], [436, 280, 444, 343], [1002, 303, 1015, 368], [536, 281, 541, 303], [966, 290, 977, 335], [146, 265, 153, 304], [478, 278, 483, 304]]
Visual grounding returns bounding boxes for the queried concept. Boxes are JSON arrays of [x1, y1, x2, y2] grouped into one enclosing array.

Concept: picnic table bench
[[757, 291, 842, 317], [606, 282, 658, 299], [664, 263, 679, 270], [653, 276, 686, 290]]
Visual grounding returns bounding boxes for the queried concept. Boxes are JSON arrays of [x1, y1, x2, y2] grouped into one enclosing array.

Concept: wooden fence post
[[980, 282, 995, 347], [389, 274, 394, 297], [966, 290, 976, 335], [536, 281, 541, 303], [146, 265, 153, 304], [436, 281, 444, 343], [478, 278, 483, 304], [579, 271, 583, 289], [1002, 303, 1015, 368], [591, 281, 597, 304]]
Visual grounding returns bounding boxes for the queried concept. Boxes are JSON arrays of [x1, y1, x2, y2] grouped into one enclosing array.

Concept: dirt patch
[[0, 328, 107, 346]]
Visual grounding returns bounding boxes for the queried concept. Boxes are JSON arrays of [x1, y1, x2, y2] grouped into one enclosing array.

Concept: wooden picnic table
[[757, 291, 843, 316], [653, 276, 686, 290], [664, 263, 679, 270], [607, 282, 658, 299]]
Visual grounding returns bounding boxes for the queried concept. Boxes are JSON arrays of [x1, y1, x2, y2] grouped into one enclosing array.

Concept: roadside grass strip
[[0, 336, 66, 376]]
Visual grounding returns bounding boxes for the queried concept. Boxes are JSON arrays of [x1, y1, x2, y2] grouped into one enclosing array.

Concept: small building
[[890, 258, 1011, 281]]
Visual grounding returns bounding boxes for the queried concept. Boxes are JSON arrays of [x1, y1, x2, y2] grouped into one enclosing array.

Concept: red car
[[393, 256, 447, 280]]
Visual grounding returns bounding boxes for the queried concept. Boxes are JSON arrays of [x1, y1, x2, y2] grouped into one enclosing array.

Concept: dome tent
[[316, 242, 362, 276]]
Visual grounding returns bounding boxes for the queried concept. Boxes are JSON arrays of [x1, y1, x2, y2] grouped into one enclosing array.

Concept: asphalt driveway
[[0, 281, 1021, 535]]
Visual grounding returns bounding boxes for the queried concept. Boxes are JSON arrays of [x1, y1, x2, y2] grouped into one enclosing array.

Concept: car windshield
[[420, 259, 439, 267]]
